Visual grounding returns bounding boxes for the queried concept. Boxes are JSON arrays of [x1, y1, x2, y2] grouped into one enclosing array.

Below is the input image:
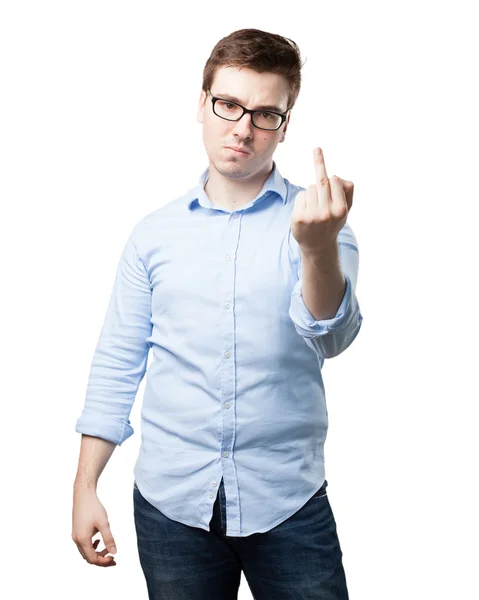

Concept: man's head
[[196, 28, 304, 182]]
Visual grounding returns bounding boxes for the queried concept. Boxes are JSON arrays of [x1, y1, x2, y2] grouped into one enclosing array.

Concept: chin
[[214, 159, 251, 179]]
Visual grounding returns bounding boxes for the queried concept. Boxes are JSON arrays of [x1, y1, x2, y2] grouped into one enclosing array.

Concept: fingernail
[[110, 546, 117, 554]]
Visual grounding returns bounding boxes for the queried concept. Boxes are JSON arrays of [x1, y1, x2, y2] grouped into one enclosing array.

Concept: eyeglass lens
[[214, 99, 282, 130]]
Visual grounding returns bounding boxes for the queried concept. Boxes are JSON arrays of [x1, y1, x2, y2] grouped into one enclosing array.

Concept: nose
[[231, 112, 254, 137]]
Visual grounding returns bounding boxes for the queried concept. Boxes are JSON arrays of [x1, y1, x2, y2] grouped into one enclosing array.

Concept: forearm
[[300, 243, 346, 321], [74, 434, 117, 491]]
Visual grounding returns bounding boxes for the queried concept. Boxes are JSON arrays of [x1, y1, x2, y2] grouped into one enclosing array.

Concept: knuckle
[[318, 177, 329, 186]]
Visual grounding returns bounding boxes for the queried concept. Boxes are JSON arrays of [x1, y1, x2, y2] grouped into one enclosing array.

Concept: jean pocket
[[311, 479, 328, 499], [133, 479, 139, 491]]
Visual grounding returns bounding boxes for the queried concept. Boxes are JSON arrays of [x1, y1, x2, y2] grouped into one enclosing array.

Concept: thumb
[[100, 523, 117, 554], [291, 189, 307, 220]]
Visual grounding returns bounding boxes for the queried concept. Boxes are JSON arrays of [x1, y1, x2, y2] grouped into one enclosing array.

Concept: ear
[[280, 112, 291, 142], [196, 90, 207, 124]]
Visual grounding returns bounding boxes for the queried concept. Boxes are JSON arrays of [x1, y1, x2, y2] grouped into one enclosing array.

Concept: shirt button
[[224, 302, 231, 309], [211, 481, 217, 486], [232, 213, 238, 218], [225, 402, 231, 408], [223, 451, 229, 458], [226, 254, 232, 261], [224, 351, 231, 358]]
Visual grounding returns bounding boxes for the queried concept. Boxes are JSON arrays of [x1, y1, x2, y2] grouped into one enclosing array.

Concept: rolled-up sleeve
[[288, 222, 363, 359], [75, 224, 152, 445]]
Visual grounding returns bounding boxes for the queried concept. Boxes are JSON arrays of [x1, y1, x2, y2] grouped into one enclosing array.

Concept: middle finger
[[314, 147, 331, 207]]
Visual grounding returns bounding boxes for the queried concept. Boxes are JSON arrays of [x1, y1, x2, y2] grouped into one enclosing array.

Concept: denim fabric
[[133, 477, 349, 599]]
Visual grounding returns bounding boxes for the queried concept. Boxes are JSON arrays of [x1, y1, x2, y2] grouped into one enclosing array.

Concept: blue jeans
[[133, 477, 349, 599]]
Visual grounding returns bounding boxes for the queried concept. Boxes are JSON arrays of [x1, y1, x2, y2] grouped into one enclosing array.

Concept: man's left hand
[[291, 147, 354, 254]]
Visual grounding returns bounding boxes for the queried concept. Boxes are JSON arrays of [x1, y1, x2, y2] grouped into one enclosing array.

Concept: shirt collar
[[185, 160, 288, 211]]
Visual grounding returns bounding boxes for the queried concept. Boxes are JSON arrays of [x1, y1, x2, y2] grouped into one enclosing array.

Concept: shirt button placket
[[218, 211, 241, 534]]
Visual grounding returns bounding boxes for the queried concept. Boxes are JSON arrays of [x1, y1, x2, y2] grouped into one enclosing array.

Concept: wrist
[[74, 475, 97, 491]]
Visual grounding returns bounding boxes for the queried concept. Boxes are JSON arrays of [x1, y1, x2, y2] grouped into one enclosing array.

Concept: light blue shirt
[[75, 160, 363, 537]]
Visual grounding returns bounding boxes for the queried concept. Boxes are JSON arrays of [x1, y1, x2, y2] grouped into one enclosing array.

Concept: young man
[[72, 28, 362, 600]]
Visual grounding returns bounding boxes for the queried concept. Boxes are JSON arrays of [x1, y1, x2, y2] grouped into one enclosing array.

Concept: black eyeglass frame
[[207, 89, 290, 131]]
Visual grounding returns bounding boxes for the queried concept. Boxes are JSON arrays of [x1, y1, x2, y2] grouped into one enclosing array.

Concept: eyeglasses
[[207, 90, 289, 131]]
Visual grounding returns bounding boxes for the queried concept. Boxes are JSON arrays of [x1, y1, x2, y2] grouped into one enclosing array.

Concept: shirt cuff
[[289, 272, 359, 338], [75, 411, 134, 446]]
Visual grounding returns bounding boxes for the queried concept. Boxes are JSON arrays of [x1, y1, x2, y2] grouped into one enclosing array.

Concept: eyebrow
[[214, 92, 285, 114]]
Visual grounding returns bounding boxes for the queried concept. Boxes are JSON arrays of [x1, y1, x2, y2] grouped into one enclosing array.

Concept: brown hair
[[202, 28, 306, 112]]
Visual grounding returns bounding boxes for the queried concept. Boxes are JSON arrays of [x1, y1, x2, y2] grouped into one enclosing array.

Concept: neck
[[204, 161, 274, 210]]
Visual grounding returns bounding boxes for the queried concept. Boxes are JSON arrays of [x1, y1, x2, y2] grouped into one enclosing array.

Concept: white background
[[1, 1, 478, 598]]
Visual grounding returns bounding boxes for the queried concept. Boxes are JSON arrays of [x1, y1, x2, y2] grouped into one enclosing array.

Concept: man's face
[[196, 66, 291, 180]]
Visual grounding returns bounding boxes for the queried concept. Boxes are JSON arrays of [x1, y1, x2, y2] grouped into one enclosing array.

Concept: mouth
[[225, 146, 250, 156]]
